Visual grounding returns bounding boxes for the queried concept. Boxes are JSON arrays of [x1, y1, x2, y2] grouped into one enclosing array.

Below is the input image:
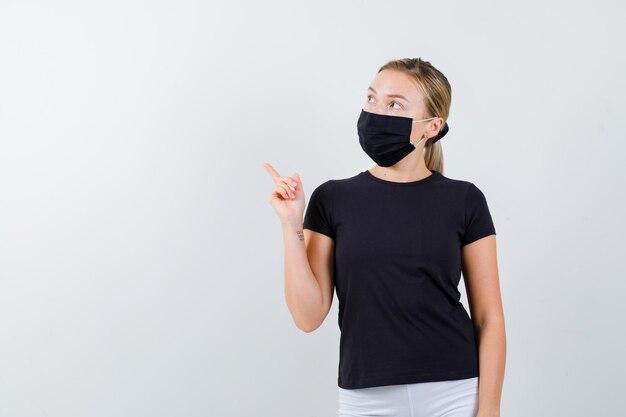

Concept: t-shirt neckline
[[361, 169, 441, 186]]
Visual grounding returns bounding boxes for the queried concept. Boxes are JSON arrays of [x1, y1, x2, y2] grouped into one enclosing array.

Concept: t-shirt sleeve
[[303, 180, 335, 239], [461, 183, 496, 247]]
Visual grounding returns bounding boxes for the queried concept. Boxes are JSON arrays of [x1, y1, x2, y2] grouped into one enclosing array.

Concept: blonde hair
[[377, 58, 451, 175]]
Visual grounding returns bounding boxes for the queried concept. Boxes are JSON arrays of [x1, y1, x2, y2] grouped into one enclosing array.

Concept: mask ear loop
[[413, 117, 437, 148], [412, 116, 437, 123], [414, 117, 449, 146], [413, 136, 427, 148]]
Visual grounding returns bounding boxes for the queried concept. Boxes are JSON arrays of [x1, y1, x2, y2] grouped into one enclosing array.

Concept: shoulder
[[431, 173, 495, 211], [313, 172, 362, 192], [439, 175, 495, 223], [433, 171, 477, 194]]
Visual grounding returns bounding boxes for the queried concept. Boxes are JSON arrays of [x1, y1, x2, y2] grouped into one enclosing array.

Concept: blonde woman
[[264, 57, 505, 417]]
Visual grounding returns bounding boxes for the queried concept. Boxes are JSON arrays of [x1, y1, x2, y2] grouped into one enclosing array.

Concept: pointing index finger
[[263, 163, 282, 181]]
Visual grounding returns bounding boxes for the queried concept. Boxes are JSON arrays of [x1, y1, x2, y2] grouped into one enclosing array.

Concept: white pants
[[338, 377, 479, 417]]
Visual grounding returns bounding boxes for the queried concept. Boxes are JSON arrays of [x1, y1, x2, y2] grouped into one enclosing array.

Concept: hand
[[263, 162, 305, 223]]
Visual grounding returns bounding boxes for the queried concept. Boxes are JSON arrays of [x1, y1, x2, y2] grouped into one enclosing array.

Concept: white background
[[1, 0, 624, 416]]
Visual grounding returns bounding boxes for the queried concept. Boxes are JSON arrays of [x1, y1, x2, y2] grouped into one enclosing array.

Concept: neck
[[370, 158, 432, 182]]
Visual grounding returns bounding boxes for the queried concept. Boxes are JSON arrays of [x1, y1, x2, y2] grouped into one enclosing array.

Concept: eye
[[367, 95, 402, 110], [367, 95, 404, 110]]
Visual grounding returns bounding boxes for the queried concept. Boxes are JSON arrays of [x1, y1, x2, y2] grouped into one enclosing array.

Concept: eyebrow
[[368, 86, 410, 102]]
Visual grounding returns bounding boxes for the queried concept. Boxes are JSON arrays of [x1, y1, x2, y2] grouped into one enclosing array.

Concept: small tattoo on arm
[[297, 230, 304, 241]]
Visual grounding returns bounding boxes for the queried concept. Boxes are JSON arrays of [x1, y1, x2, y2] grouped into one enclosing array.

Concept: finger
[[280, 175, 298, 190], [274, 183, 295, 200], [263, 163, 281, 181], [276, 182, 295, 199], [290, 173, 302, 193], [271, 184, 289, 200]]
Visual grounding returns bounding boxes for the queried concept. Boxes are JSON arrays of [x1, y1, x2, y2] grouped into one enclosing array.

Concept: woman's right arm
[[281, 219, 334, 333], [264, 163, 334, 333]]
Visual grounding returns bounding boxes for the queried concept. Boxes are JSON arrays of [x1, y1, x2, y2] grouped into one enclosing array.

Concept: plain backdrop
[[1, 0, 625, 416]]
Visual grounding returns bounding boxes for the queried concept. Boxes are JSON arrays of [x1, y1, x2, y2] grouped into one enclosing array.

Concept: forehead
[[369, 69, 424, 103]]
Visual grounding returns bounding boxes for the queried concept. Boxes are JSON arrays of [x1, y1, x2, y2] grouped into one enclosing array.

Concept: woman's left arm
[[462, 234, 506, 417]]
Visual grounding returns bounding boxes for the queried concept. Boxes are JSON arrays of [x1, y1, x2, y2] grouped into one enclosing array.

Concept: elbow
[[474, 315, 506, 331], [298, 322, 320, 334], [295, 317, 322, 333]]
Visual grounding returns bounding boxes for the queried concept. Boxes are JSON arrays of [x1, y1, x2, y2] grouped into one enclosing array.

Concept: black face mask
[[357, 109, 449, 167]]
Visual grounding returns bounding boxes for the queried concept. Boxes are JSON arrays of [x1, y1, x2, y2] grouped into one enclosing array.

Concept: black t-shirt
[[302, 169, 496, 389]]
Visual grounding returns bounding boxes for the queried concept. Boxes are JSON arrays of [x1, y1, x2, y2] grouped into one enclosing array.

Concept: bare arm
[[264, 163, 334, 333], [281, 220, 334, 332], [462, 234, 506, 416]]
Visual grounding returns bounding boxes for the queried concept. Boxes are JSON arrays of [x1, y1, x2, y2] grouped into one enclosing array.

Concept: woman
[[264, 57, 505, 417]]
